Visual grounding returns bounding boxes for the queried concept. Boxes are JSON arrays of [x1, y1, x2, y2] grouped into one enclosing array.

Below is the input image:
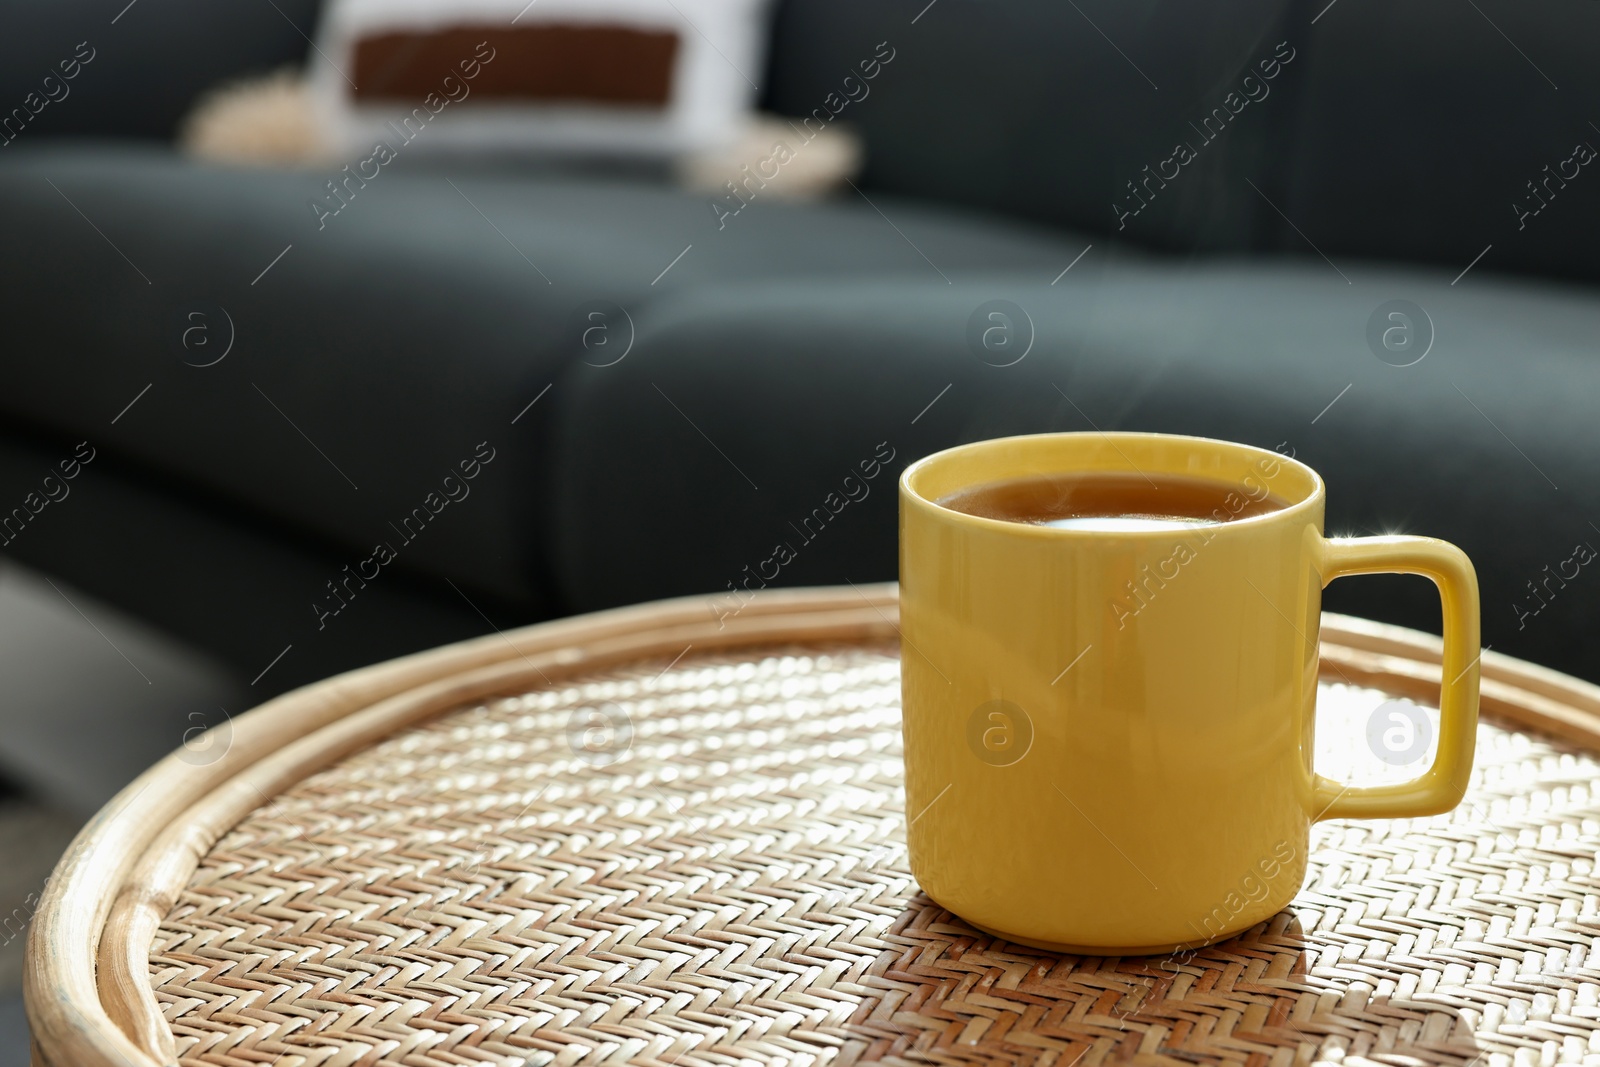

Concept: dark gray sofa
[[1, 0, 1596, 704]]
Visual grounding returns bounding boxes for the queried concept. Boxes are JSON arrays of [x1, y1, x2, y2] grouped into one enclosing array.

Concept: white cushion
[[310, 0, 772, 158]]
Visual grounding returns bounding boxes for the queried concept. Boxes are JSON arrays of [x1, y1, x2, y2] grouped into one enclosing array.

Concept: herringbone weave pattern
[[150, 646, 1600, 1067]]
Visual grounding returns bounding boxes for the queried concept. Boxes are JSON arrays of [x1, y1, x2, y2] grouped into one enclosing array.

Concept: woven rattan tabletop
[[26, 587, 1600, 1067]]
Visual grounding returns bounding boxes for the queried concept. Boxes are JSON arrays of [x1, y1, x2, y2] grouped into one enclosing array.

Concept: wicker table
[[26, 585, 1600, 1067]]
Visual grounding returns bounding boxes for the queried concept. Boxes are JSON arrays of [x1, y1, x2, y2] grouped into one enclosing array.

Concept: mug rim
[[899, 431, 1326, 539]]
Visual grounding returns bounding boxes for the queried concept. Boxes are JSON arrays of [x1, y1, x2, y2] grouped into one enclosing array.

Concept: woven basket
[[26, 586, 1600, 1067]]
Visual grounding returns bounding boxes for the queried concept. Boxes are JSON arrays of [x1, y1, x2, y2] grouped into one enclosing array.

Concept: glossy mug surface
[[898, 433, 1481, 954]]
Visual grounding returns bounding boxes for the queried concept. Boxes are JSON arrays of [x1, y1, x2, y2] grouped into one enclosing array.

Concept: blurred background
[[1, 0, 1597, 1059]]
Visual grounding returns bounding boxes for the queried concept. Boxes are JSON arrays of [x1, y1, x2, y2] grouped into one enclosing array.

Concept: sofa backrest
[[764, 0, 1302, 254], [764, 0, 1600, 284], [0, 0, 321, 142], [1280, 0, 1600, 284]]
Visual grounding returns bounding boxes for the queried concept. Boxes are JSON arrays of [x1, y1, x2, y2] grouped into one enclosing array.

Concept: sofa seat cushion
[[552, 259, 1600, 681], [0, 143, 1105, 611]]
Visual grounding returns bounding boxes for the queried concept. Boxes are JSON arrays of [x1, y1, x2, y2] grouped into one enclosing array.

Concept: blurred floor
[[0, 559, 246, 1061], [0, 996, 27, 1067], [0, 801, 79, 1067], [0, 559, 248, 815]]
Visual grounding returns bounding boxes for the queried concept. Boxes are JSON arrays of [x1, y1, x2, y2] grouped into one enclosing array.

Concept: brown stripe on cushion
[[351, 24, 680, 105]]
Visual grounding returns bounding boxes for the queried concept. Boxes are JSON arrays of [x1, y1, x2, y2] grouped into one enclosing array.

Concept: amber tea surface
[[936, 471, 1290, 531]]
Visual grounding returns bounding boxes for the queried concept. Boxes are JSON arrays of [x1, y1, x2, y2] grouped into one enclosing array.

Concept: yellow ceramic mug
[[898, 432, 1480, 954]]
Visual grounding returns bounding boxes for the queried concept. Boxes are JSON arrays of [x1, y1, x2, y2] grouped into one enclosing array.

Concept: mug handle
[[1311, 535, 1482, 821]]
